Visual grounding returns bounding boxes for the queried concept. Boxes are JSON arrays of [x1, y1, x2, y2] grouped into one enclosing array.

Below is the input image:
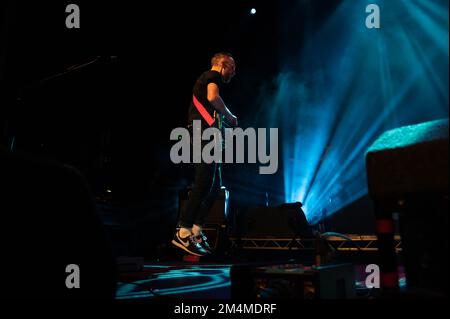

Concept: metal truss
[[228, 234, 402, 252]]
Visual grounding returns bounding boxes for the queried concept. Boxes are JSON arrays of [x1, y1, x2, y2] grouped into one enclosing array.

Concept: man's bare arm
[[207, 83, 237, 126]]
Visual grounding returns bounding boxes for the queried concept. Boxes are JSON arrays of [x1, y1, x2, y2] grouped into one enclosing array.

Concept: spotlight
[[250, 8, 256, 15]]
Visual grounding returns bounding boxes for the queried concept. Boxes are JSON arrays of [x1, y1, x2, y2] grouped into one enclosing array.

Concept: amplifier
[[234, 202, 312, 237], [230, 263, 355, 299], [178, 186, 229, 226]]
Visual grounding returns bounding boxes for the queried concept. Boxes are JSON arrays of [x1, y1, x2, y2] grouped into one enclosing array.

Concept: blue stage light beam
[[260, 0, 448, 224]]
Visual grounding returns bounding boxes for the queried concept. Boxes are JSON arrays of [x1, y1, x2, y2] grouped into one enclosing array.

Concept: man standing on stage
[[172, 52, 237, 256]]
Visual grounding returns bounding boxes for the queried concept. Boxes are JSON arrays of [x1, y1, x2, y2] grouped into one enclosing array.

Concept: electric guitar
[[213, 110, 234, 151], [187, 111, 234, 151]]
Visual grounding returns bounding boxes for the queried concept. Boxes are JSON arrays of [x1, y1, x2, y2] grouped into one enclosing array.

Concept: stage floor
[[115, 261, 406, 300]]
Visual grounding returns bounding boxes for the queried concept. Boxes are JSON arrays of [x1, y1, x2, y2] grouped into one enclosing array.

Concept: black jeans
[[179, 161, 221, 228]]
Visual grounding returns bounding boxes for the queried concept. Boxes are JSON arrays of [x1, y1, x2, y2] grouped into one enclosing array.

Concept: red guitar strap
[[192, 94, 215, 126]]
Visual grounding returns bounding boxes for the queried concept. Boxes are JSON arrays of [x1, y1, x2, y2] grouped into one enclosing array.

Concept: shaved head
[[211, 52, 235, 68]]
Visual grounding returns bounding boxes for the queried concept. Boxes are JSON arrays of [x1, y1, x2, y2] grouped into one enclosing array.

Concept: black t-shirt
[[188, 70, 223, 126]]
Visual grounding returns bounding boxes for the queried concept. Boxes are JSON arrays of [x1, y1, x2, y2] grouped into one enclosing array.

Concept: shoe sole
[[171, 240, 204, 257]]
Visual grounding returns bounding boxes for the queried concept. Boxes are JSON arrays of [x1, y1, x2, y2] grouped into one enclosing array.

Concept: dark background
[[0, 0, 370, 259]]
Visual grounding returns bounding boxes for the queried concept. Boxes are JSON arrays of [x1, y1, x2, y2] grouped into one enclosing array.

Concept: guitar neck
[[214, 112, 232, 129]]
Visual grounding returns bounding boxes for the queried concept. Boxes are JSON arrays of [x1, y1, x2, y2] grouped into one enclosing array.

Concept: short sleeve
[[205, 71, 223, 90]]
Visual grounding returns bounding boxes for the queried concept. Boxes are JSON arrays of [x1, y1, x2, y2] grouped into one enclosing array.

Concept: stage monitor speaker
[[231, 263, 355, 299], [366, 118, 448, 198], [236, 202, 312, 238], [365, 118, 448, 295]]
